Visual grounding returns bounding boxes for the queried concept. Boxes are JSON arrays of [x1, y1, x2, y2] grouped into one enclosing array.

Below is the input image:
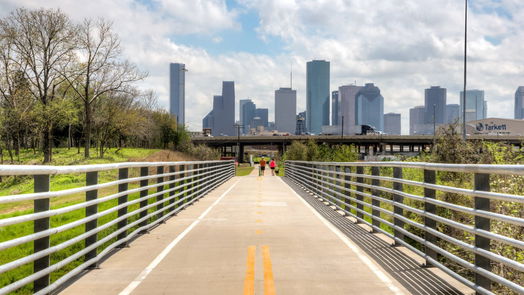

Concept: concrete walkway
[[61, 174, 442, 295]]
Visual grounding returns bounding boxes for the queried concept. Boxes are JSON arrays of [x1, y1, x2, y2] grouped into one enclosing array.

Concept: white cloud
[[1, 0, 523, 134]]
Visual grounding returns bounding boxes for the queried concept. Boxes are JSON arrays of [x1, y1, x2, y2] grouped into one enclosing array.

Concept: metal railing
[[0, 160, 234, 295], [285, 160, 524, 295]]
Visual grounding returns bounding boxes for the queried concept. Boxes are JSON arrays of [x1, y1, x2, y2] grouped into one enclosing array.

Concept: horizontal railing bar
[[287, 160, 524, 176], [292, 167, 524, 249], [0, 160, 234, 176], [287, 162, 524, 204], [0, 167, 229, 252], [0, 165, 230, 227], [0, 162, 231, 204]]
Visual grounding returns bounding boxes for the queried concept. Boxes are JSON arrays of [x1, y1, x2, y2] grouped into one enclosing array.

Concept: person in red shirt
[[269, 159, 277, 176]]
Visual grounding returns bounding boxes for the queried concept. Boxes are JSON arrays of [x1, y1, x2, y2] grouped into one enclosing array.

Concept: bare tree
[[64, 18, 146, 158], [0, 8, 77, 162]]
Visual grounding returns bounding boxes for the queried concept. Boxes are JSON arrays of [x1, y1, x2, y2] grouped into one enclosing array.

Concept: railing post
[[156, 166, 165, 220], [180, 164, 187, 204], [392, 167, 404, 244], [188, 164, 194, 203], [33, 174, 50, 293], [139, 167, 149, 228], [85, 171, 98, 267], [343, 166, 351, 215], [169, 165, 176, 211], [474, 173, 491, 293], [423, 169, 437, 265], [356, 166, 364, 220], [371, 166, 381, 231], [117, 168, 129, 246], [334, 165, 341, 206]]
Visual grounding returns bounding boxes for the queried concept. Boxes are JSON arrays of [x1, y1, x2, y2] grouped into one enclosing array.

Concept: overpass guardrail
[[0, 160, 235, 294], [285, 160, 524, 295]]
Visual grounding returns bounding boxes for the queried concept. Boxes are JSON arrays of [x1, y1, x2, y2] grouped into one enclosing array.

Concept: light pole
[[462, 0, 468, 140], [341, 115, 344, 140], [433, 104, 437, 145]]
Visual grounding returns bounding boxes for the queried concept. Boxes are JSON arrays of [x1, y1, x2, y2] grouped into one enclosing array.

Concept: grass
[[235, 166, 254, 176], [0, 147, 185, 294]]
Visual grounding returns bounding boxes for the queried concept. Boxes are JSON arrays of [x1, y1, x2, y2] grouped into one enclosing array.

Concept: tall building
[[409, 106, 429, 135], [384, 113, 401, 135], [241, 99, 256, 134], [202, 81, 235, 136], [296, 111, 307, 135], [424, 86, 446, 125], [338, 85, 362, 135], [460, 90, 486, 122], [331, 90, 339, 126], [306, 60, 330, 134], [254, 108, 268, 128], [515, 86, 524, 119], [355, 83, 384, 132], [275, 87, 297, 133], [445, 104, 460, 124], [169, 63, 186, 125]]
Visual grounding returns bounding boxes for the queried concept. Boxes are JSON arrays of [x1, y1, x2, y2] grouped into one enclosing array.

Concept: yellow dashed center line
[[256, 219, 263, 223], [262, 245, 276, 295], [243, 246, 256, 295]]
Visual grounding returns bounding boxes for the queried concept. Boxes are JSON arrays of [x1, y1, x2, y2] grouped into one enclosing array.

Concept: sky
[[1, 0, 523, 134]]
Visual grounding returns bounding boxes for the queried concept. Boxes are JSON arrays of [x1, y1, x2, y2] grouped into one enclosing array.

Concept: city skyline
[[7, 1, 524, 134]]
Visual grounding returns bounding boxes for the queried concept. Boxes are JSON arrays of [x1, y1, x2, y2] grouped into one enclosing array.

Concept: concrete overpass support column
[[238, 144, 245, 163]]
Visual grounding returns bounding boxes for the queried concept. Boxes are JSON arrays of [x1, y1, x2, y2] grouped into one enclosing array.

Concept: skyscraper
[[460, 90, 486, 122], [202, 81, 235, 136], [445, 104, 460, 124], [515, 86, 524, 119], [355, 83, 384, 132], [338, 85, 362, 135], [331, 90, 339, 126], [384, 113, 401, 135], [169, 63, 186, 125], [306, 60, 330, 134], [296, 111, 307, 135], [409, 106, 428, 135], [254, 108, 268, 128], [275, 87, 297, 133], [241, 99, 256, 134], [424, 86, 446, 125]]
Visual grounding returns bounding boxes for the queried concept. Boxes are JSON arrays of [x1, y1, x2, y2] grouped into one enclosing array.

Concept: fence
[[0, 160, 234, 295], [285, 160, 524, 295]]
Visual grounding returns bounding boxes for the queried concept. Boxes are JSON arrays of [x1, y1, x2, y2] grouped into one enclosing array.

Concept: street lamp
[[462, 0, 468, 140]]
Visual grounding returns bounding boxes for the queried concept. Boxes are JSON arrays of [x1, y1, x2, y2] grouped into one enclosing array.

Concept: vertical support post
[[169, 166, 176, 210], [139, 167, 149, 228], [179, 165, 186, 204], [117, 168, 129, 245], [474, 173, 491, 293], [371, 166, 381, 230], [85, 171, 99, 267], [393, 167, 404, 244], [33, 174, 50, 293], [188, 164, 194, 203], [334, 165, 341, 205], [423, 169, 437, 265], [356, 166, 364, 220], [156, 166, 165, 220], [343, 166, 351, 215]]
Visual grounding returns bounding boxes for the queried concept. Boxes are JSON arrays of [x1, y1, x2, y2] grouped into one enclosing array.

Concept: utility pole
[[462, 0, 468, 140], [433, 104, 437, 144]]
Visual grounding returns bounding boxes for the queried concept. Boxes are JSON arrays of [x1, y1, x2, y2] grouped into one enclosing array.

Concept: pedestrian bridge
[[0, 160, 522, 294]]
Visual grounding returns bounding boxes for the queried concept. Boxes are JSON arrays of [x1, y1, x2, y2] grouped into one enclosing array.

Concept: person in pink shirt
[[269, 159, 277, 176]]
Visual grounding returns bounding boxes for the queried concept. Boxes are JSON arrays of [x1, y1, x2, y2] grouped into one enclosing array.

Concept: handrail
[[285, 160, 524, 295], [0, 160, 235, 294]]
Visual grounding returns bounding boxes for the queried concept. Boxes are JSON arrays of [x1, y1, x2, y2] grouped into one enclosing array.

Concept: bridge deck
[[61, 170, 470, 295]]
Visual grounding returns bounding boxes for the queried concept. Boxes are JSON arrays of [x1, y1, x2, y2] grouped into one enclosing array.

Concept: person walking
[[269, 159, 277, 176], [259, 158, 266, 176]]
